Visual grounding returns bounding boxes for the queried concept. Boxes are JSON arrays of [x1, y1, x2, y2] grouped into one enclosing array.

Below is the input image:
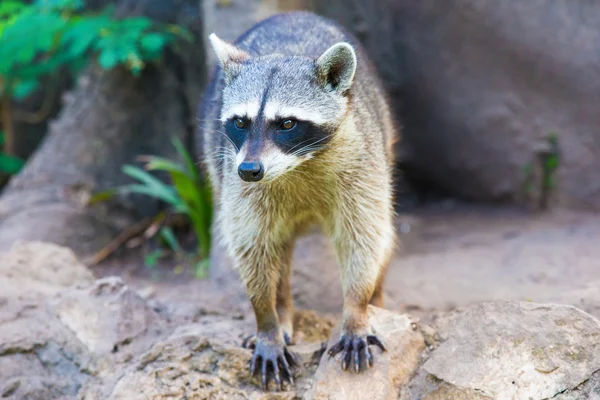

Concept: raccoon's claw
[[247, 337, 297, 391], [327, 334, 386, 373], [242, 334, 257, 349]]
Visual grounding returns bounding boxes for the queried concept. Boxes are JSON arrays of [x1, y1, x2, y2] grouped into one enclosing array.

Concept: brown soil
[[94, 201, 600, 324]]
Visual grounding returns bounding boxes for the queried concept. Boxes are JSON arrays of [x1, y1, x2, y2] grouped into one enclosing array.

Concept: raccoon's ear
[[208, 33, 250, 84], [316, 42, 357, 94]]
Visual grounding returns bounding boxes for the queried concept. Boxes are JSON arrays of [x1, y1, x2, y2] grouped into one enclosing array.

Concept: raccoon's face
[[209, 34, 357, 183]]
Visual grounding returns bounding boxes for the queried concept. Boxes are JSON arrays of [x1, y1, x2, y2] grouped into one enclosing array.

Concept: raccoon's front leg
[[237, 244, 297, 390], [327, 204, 395, 373], [276, 248, 295, 345], [242, 245, 295, 346]]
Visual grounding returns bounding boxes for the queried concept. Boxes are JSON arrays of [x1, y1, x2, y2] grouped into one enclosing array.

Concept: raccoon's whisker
[[286, 137, 322, 154], [213, 131, 240, 153], [289, 134, 334, 157], [292, 144, 326, 156], [286, 134, 333, 155], [213, 152, 235, 170], [196, 117, 223, 123], [211, 149, 237, 163]]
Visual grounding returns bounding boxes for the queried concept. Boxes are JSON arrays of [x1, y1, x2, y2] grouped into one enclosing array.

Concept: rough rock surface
[[413, 302, 600, 400], [4, 241, 600, 400], [315, 0, 600, 209], [307, 306, 425, 400], [0, 242, 338, 399], [0, 241, 94, 299]]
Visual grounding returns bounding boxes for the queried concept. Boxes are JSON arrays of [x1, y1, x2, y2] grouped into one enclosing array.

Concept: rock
[[0, 243, 100, 399], [84, 311, 333, 399], [0, 243, 167, 400], [554, 370, 600, 400], [0, 241, 94, 299], [7, 240, 600, 400], [0, 299, 96, 399], [420, 302, 600, 400], [50, 276, 164, 356], [306, 306, 425, 400], [315, 0, 600, 209], [93, 322, 314, 400]]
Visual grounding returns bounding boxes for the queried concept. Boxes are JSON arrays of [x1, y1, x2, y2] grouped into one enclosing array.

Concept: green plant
[[0, 0, 190, 97], [0, 131, 24, 174], [521, 131, 560, 210], [0, 0, 191, 160], [100, 137, 212, 278], [543, 132, 559, 190]]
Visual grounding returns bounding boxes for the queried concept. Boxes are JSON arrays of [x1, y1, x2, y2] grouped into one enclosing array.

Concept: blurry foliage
[[543, 132, 559, 190], [94, 138, 213, 278], [0, 131, 25, 174], [521, 131, 560, 209], [0, 0, 208, 272], [0, 0, 192, 179], [0, 0, 192, 101]]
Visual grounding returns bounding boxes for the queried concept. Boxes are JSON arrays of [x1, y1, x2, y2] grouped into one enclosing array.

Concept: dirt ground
[[95, 201, 600, 325]]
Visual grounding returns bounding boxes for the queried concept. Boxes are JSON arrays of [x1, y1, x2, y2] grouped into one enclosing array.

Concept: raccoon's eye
[[278, 119, 296, 131], [234, 118, 247, 130]]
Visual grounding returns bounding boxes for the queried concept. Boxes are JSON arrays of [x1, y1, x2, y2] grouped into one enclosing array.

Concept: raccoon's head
[[208, 33, 357, 183]]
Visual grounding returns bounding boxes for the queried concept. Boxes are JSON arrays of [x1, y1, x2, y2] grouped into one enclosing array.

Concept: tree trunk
[[9, 73, 72, 160], [0, 0, 207, 256]]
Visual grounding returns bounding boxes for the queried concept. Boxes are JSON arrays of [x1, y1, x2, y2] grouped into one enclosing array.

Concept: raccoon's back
[[198, 11, 397, 188]]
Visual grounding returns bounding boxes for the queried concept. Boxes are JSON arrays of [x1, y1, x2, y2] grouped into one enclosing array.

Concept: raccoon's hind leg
[[369, 251, 393, 308], [237, 242, 297, 390], [326, 199, 395, 373]]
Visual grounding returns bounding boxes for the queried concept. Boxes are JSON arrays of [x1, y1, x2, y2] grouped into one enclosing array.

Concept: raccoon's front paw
[[244, 335, 297, 391], [327, 333, 386, 373], [242, 330, 292, 348]]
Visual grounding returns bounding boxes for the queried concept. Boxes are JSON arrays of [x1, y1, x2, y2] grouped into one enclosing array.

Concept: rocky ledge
[[1, 242, 599, 400]]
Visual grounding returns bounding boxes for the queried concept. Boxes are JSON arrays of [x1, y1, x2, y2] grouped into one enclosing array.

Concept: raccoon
[[199, 11, 397, 390]]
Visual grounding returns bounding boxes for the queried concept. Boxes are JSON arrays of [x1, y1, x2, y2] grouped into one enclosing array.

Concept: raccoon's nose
[[238, 161, 264, 182]]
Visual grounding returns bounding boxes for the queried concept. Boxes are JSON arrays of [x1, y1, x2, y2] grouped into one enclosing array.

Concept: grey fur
[[199, 11, 396, 188], [197, 11, 398, 390]]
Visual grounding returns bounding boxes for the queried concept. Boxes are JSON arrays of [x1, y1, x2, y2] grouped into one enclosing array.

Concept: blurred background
[[2, 0, 600, 398]]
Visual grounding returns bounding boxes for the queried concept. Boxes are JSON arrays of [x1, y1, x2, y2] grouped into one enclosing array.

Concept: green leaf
[[172, 137, 199, 182], [120, 165, 184, 208], [0, 1, 25, 17], [118, 17, 152, 32], [0, 153, 25, 175], [12, 79, 39, 100], [0, 11, 67, 74], [140, 32, 166, 55], [87, 188, 118, 206], [119, 183, 183, 209], [159, 226, 182, 253], [34, 0, 83, 12], [98, 49, 118, 69], [144, 248, 164, 268], [142, 155, 187, 176], [122, 164, 171, 189], [194, 258, 209, 279], [545, 155, 559, 171], [61, 16, 110, 59]]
